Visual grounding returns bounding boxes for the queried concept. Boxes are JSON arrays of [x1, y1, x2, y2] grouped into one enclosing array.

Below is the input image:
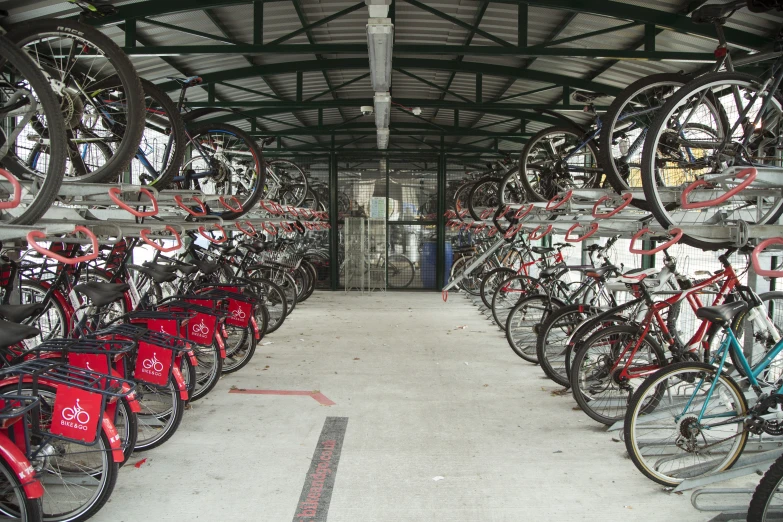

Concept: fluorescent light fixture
[[365, 0, 391, 18], [377, 128, 389, 150], [367, 18, 393, 92], [374, 92, 391, 128]]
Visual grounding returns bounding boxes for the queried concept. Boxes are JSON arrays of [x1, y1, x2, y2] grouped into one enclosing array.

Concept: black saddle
[[128, 264, 177, 284], [540, 266, 565, 278], [0, 319, 40, 348], [583, 265, 617, 277], [194, 258, 220, 275], [143, 262, 178, 273], [532, 246, 554, 255], [695, 301, 749, 326], [0, 303, 45, 324], [73, 282, 129, 308]]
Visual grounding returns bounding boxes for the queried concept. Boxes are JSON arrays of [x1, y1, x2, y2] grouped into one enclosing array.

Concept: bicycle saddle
[[691, 0, 745, 23], [175, 263, 199, 276], [532, 246, 555, 255], [0, 319, 40, 349], [540, 266, 566, 278], [695, 301, 748, 325], [193, 258, 220, 275], [583, 265, 617, 278], [0, 303, 45, 324], [127, 264, 177, 284], [73, 282, 129, 308], [615, 267, 657, 284], [142, 261, 178, 273], [571, 91, 609, 104]]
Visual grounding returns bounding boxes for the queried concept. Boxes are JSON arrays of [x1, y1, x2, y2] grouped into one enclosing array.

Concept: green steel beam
[[532, 21, 641, 49], [121, 44, 715, 60], [404, 0, 514, 48], [493, 85, 561, 104], [306, 73, 369, 101], [156, 58, 622, 96], [139, 17, 240, 45], [183, 99, 606, 111], [90, 0, 771, 50], [393, 69, 472, 103], [219, 81, 284, 102], [267, 2, 364, 45]]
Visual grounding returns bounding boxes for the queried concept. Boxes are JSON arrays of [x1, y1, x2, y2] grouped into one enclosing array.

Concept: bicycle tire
[[748, 453, 783, 522], [6, 18, 144, 184], [131, 78, 186, 189], [188, 340, 223, 401], [640, 71, 783, 250], [467, 177, 502, 221], [519, 125, 601, 202], [222, 324, 257, 374], [536, 303, 602, 388], [388, 254, 415, 289], [490, 274, 544, 330], [0, 457, 43, 521], [569, 324, 666, 425], [623, 361, 748, 487], [479, 267, 515, 309], [132, 377, 186, 451], [598, 73, 689, 210], [0, 34, 67, 225], [505, 295, 564, 363], [181, 122, 266, 219]]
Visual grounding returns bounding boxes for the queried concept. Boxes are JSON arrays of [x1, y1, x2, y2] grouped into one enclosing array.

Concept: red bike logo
[[231, 308, 246, 320], [142, 353, 164, 373], [192, 318, 209, 336], [62, 398, 90, 425]]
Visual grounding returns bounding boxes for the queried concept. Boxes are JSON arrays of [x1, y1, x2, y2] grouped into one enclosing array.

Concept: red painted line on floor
[[229, 389, 334, 406]]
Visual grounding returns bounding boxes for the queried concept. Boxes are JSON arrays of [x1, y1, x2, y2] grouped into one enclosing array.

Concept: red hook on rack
[[592, 193, 633, 218], [680, 168, 756, 210], [219, 196, 243, 213], [528, 225, 553, 241], [174, 195, 208, 217], [261, 222, 278, 236], [141, 226, 182, 252], [565, 222, 599, 243], [27, 226, 99, 264], [198, 223, 227, 244], [108, 188, 159, 217], [752, 237, 783, 278], [546, 190, 572, 211], [235, 221, 257, 237], [0, 168, 22, 210], [629, 228, 683, 255]]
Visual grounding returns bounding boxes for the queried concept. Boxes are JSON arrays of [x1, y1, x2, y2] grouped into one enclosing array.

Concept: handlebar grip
[[141, 226, 182, 252], [108, 187, 158, 217], [27, 226, 99, 265]]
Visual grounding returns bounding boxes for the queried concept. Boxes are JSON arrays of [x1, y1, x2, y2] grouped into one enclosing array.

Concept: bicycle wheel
[[0, 457, 43, 521], [490, 275, 544, 330], [724, 291, 783, 382], [598, 73, 688, 209], [188, 341, 223, 402], [452, 181, 475, 219], [121, 79, 186, 189], [249, 278, 287, 334], [748, 453, 783, 522], [18, 280, 67, 342], [498, 166, 528, 207], [0, 34, 66, 225], [222, 324, 256, 374], [132, 377, 186, 451], [179, 122, 265, 219], [641, 71, 783, 250], [505, 295, 563, 363], [467, 177, 502, 221], [265, 159, 308, 206], [479, 267, 515, 309], [536, 304, 602, 388], [387, 254, 415, 288], [6, 18, 144, 183], [519, 125, 600, 202], [0, 383, 118, 522], [570, 324, 666, 425], [624, 362, 748, 487]]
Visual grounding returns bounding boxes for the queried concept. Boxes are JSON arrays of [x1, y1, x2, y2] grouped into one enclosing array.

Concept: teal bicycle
[[623, 290, 783, 487]]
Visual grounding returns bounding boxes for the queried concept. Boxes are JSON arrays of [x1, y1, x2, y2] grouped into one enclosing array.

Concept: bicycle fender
[[171, 366, 189, 401], [101, 414, 124, 463], [250, 317, 260, 341], [0, 432, 42, 499], [215, 335, 226, 359]]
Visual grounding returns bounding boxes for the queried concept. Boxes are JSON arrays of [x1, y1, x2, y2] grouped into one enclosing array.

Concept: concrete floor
[[96, 292, 732, 521]]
